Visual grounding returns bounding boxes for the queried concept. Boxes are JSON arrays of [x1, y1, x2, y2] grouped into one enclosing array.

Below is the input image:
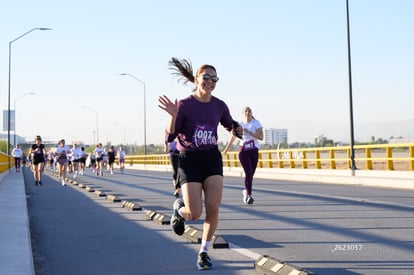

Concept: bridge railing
[[0, 152, 12, 173], [123, 143, 414, 171]]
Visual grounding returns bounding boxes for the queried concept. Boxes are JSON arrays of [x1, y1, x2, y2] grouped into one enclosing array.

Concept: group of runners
[[13, 136, 126, 186], [12, 57, 264, 271]]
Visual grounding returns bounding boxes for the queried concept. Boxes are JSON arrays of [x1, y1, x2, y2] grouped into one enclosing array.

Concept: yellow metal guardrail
[[123, 143, 414, 171], [0, 152, 13, 173], [1, 143, 413, 174]]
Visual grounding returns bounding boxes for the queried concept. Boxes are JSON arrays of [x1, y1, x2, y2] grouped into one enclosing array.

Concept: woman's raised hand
[[158, 95, 178, 117]]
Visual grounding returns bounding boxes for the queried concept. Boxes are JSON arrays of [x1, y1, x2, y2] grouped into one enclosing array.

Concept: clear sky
[[1, 0, 413, 146]]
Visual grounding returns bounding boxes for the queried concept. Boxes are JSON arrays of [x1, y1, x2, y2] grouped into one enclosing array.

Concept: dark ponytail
[[169, 57, 217, 87], [169, 57, 195, 84]]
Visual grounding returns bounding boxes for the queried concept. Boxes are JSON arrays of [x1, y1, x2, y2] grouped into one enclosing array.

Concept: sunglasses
[[202, 74, 219, 83]]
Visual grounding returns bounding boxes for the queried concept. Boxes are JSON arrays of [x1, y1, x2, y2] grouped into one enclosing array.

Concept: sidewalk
[[224, 167, 414, 190], [0, 170, 34, 275]]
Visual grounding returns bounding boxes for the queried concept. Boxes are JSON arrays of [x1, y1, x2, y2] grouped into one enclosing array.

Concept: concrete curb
[[0, 169, 35, 275]]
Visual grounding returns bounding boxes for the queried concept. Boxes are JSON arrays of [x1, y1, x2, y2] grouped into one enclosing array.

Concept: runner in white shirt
[[55, 139, 71, 186], [71, 143, 82, 178], [102, 147, 108, 171], [12, 144, 23, 172], [79, 146, 88, 175], [222, 107, 263, 204], [117, 146, 126, 172], [94, 143, 104, 176]]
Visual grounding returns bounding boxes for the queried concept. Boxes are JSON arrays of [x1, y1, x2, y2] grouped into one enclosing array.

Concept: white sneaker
[[61, 178, 66, 186], [242, 189, 248, 204], [110, 171, 113, 175], [73, 173, 77, 178]]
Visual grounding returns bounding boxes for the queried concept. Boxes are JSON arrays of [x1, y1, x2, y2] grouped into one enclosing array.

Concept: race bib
[[243, 140, 255, 151], [194, 124, 217, 148]]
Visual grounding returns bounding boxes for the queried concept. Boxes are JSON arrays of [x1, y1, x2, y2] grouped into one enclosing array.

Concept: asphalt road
[[24, 166, 414, 275]]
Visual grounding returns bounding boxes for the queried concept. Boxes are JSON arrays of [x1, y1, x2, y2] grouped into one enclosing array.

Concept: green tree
[[0, 140, 8, 154]]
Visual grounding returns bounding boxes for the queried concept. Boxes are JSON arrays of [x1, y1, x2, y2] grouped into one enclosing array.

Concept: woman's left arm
[[245, 127, 263, 141]]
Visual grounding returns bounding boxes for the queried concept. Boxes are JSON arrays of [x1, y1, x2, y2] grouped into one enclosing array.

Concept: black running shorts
[[33, 155, 45, 165], [177, 147, 223, 186]]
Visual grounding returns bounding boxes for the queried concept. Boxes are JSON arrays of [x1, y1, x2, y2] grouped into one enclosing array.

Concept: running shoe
[[170, 198, 185, 235], [61, 178, 66, 186], [246, 195, 254, 205], [242, 189, 248, 204], [197, 252, 213, 270]]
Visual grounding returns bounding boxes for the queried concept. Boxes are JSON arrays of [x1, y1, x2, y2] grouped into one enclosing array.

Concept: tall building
[[264, 128, 288, 146]]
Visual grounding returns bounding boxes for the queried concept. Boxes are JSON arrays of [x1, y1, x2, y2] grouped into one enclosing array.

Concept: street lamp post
[[346, 0, 357, 175], [7, 27, 51, 169], [81, 106, 99, 144], [13, 92, 36, 146], [119, 73, 147, 165]]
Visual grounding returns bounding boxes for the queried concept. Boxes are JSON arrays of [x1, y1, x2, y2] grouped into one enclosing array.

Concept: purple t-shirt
[[167, 95, 234, 152]]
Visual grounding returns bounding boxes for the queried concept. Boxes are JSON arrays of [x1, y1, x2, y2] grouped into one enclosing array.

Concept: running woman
[[71, 143, 82, 178], [29, 135, 46, 186], [94, 143, 104, 176], [223, 107, 263, 204], [158, 57, 242, 270], [117, 146, 126, 172], [89, 153, 97, 174], [107, 146, 116, 175], [102, 147, 108, 171], [79, 146, 87, 175], [55, 139, 71, 186], [12, 144, 23, 172]]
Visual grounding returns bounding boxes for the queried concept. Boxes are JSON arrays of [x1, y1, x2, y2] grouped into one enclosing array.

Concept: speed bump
[[144, 210, 169, 224], [122, 201, 142, 211], [106, 194, 121, 202], [95, 190, 106, 197], [152, 212, 169, 225], [212, 235, 228, 249], [183, 226, 202, 243], [254, 255, 315, 275], [145, 210, 157, 220]]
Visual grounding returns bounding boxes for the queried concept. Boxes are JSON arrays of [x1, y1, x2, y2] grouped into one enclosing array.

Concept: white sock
[[199, 240, 210, 254]]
